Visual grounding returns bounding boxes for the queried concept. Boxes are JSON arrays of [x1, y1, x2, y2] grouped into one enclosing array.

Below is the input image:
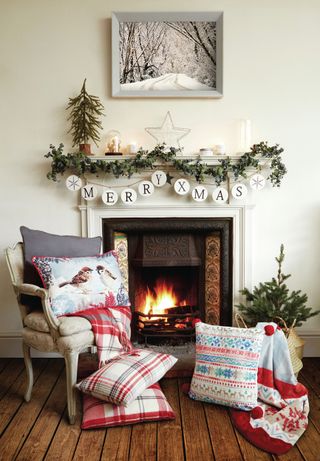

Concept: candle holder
[[127, 142, 138, 155], [105, 130, 122, 155]]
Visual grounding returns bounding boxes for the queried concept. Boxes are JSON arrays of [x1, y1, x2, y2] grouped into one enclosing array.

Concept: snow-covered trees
[[119, 21, 216, 89]]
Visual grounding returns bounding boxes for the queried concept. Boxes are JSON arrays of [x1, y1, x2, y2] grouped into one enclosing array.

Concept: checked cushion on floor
[[81, 383, 175, 429], [76, 348, 177, 406]]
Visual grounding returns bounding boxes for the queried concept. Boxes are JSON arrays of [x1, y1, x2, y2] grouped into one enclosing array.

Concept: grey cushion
[[21, 226, 102, 286]]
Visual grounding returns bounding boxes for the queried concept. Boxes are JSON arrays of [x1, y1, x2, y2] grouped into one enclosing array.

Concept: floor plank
[[0, 358, 25, 400], [101, 426, 131, 461], [299, 374, 320, 434], [0, 358, 47, 436], [205, 404, 243, 461], [272, 445, 305, 461], [157, 379, 185, 461], [300, 358, 320, 397], [179, 378, 214, 461], [129, 422, 157, 461], [234, 428, 273, 461], [72, 429, 105, 460], [296, 421, 320, 461], [16, 367, 67, 461], [0, 359, 64, 461], [0, 358, 319, 461], [0, 358, 10, 374], [44, 394, 82, 461]]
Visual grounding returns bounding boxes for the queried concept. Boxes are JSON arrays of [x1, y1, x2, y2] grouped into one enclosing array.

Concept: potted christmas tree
[[66, 79, 105, 155], [237, 244, 319, 365]]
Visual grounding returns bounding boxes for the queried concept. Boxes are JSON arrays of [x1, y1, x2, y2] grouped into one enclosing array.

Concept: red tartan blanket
[[69, 306, 133, 366]]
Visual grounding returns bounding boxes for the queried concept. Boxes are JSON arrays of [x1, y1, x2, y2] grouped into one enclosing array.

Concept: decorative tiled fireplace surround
[[80, 202, 254, 326]]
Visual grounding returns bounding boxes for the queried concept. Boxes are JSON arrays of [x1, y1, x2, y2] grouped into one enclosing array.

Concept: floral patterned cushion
[[32, 252, 130, 316], [189, 322, 264, 410]]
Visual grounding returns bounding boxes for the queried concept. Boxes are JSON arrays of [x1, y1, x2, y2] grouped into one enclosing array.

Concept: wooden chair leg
[[64, 350, 79, 424], [22, 342, 33, 402]]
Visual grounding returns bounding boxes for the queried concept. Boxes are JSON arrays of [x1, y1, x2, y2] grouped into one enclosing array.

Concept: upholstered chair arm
[[13, 283, 60, 331]]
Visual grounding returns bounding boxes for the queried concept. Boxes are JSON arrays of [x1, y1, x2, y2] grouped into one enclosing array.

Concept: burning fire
[[141, 279, 186, 316]]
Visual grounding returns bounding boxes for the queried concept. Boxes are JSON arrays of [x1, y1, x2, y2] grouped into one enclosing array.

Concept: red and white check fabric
[[76, 348, 177, 406], [70, 306, 132, 366], [81, 383, 175, 429]]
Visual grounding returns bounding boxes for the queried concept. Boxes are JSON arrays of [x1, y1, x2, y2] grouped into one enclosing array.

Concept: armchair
[[5, 242, 95, 424]]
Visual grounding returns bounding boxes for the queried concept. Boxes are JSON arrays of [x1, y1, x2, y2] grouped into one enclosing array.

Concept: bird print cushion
[[32, 251, 130, 316]]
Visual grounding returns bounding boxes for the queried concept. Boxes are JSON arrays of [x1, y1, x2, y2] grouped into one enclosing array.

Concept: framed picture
[[112, 12, 223, 98]]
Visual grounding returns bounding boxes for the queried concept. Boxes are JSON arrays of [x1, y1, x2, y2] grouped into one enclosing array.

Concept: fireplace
[[103, 218, 233, 344]]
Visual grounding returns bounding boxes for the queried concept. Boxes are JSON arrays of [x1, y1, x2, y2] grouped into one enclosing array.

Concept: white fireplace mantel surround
[[80, 202, 254, 315], [79, 200, 319, 357]]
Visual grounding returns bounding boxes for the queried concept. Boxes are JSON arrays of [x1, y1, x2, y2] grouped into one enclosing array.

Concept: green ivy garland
[[45, 142, 287, 187]]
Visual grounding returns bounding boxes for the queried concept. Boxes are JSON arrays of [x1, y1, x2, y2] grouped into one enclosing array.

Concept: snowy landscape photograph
[[112, 12, 223, 97]]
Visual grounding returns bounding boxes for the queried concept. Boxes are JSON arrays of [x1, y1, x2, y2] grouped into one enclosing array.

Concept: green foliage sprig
[[237, 244, 320, 327], [66, 79, 105, 147], [45, 141, 287, 186]]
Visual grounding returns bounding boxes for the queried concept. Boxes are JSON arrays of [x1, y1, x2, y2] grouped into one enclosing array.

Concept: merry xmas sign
[[66, 169, 266, 206]]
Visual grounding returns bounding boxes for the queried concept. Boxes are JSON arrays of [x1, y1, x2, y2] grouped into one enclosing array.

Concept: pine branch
[[237, 244, 320, 327], [66, 79, 105, 147]]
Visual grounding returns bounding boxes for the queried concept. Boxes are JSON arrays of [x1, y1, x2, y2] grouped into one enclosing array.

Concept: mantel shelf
[[92, 154, 245, 164]]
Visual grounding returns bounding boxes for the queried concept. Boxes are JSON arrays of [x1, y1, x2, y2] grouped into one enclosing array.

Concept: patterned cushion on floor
[[76, 348, 177, 406], [81, 383, 175, 429], [189, 322, 264, 410]]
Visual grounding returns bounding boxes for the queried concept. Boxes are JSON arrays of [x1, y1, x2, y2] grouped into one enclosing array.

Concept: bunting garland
[[46, 141, 287, 206]]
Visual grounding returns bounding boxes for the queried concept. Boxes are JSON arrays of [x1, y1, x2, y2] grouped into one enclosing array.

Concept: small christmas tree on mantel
[[237, 244, 319, 328], [66, 78, 105, 155]]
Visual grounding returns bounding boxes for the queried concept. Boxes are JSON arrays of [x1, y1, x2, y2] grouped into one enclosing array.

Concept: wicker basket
[[235, 314, 304, 377], [274, 317, 304, 377]]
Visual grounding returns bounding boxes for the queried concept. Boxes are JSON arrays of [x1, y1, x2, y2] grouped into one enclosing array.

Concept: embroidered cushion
[[32, 252, 130, 316], [20, 226, 101, 308], [81, 383, 175, 429], [189, 322, 264, 410], [76, 348, 177, 406]]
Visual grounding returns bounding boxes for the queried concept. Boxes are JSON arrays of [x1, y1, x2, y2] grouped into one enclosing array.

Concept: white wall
[[1, 0, 320, 355]]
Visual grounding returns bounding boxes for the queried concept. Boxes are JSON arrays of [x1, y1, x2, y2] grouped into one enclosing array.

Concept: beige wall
[[1, 0, 320, 352]]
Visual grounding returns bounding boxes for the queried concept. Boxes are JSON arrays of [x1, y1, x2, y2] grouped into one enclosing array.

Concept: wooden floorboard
[[101, 426, 131, 461], [205, 404, 243, 461], [157, 379, 184, 461], [0, 357, 319, 461], [0, 359, 25, 401], [0, 358, 48, 436], [178, 378, 214, 461]]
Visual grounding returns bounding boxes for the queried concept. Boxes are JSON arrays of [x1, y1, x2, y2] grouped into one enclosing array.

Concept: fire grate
[[135, 306, 200, 344]]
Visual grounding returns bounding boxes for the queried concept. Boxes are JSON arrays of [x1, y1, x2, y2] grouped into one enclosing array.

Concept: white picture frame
[[112, 11, 223, 98]]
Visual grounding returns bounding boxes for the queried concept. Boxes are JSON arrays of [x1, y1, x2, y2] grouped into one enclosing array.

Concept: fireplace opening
[[134, 266, 200, 345], [103, 218, 233, 347]]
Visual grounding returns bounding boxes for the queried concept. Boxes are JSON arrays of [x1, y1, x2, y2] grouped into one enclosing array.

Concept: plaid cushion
[[189, 322, 264, 410], [77, 348, 177, 406], [81, 383, 175, 429]]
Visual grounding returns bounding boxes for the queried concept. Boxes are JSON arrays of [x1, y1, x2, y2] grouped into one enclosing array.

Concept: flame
[[141, 279, 184, 316]]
